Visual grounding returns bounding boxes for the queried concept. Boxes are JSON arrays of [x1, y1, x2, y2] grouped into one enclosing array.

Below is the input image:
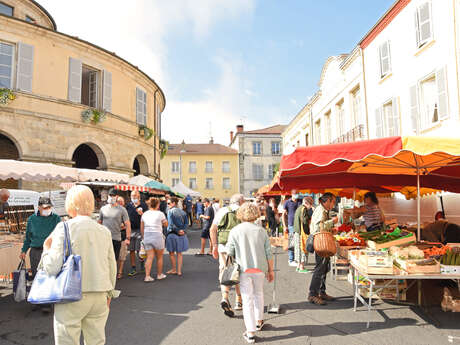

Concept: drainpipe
[[360, 47, 370, 139]]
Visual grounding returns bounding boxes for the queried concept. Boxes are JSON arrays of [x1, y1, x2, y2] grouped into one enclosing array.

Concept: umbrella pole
[[417, 170, 421, 241]]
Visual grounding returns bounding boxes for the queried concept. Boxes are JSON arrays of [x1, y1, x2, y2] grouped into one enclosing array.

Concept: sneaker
[[296, 268, 310, 274], [308, 295, 327, 305], [144, 276, 155, 283], [288, 261, 298, 267], [243, 332, 255, 344], [256, 321, 265, 331], [220, 299, 235, 317], [234, 300, 243, 311], [157, 273, 167, 280], [128, 268, 137, 276]]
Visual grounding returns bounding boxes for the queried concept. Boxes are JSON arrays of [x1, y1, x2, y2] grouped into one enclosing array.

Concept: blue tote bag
[[27, 222, 82, 304]]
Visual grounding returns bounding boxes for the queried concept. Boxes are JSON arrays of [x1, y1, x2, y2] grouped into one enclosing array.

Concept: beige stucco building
[[0, 0, 165, 190]]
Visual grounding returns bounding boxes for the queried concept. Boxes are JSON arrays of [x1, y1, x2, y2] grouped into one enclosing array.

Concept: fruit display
[[423, 245, 450, 259], [337, 223, 353, 233], [359, 228, 412, 244], [440, 249, 460, 266], [335, 233, 366, 246]]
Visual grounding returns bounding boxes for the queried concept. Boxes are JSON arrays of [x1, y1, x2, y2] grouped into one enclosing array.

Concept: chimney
[[236, 124, 244, 133], [209, 137, 214, 144], [230, 131, 234, 143]]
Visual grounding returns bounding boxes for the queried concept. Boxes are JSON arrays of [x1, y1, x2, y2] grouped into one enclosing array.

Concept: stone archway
[[0, 133, 21, 189], [133, 154, 149, 176], [72, 143, 107, 170]]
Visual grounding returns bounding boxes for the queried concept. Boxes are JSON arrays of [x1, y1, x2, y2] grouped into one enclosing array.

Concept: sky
[[39, 0, 395, 145]]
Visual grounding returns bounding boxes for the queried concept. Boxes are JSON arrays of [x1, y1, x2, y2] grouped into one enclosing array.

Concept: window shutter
[[143, 91, 147, 126], [136, 87, 144, 125], [419, 3, 432, 44], [102, 70, 112, 112], [436, 66, 449, 120], [375, 107, 383, 138], [409, 85, 419, 134], [379, 41, 391, 77], [415, 9, 421, 47], [16, 42, 34, 92], [391, 97, 399, 136], [68, 57, 82, 102]]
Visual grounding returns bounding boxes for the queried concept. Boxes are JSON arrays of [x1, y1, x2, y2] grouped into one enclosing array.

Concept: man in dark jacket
[[126, 190, 148, 276]]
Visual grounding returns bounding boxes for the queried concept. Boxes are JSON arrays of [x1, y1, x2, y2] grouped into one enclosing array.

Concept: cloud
[[290, 98, 298, 105], [244, 89, 257, 97]]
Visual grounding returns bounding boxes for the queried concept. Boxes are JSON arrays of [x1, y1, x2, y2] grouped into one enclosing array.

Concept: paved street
[[1, 229, 460, 345]]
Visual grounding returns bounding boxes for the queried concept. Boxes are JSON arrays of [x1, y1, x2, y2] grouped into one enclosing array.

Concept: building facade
[[283, 0, 460, 152], [160, 141, 239, 202], [229, 125, 285, 196], [0, 0, 165, 190]]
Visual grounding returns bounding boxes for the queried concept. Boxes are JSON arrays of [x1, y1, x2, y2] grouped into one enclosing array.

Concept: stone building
[[0, 0, 166, 190], [161, 140, 239, 203], [229, 124, 285, 197]]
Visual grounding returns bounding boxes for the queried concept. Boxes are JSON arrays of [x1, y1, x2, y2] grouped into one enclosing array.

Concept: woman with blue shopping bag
[[38, 185, 118, 345]]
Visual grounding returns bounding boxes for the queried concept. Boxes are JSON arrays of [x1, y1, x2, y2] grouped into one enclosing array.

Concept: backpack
[[217, 207, 240, 245]]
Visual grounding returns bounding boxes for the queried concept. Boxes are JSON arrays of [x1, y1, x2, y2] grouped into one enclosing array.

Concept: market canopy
[[76, 168, 129, 183], [171, 181, 201, 198], [0, 159, 77, 182], [128, 174, 154, 186], [275, 136, 460, 193], [145, 180, 173, 193]]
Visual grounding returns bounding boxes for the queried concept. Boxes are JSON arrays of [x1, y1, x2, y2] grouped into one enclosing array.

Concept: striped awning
[[60, 182, 76, 191], [115, 184, 151, 192]]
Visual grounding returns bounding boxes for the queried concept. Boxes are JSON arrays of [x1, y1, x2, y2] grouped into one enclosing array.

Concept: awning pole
[[417, 169, 421, 241]]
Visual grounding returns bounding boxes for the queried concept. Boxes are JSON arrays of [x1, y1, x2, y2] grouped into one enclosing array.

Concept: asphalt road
[[1, 228, 460, 345]]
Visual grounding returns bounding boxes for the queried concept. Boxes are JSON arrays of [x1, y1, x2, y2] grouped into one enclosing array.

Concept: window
[[379, 41, 392, 78], [172, 178, 179, 187], [80, 65, 100, 108], [189, 178, 197, 189], [189, 161, 196, 173], [314, 119, 321, 145], [171, 161, 180, 173], [268, 164, 277, 179], [252, 164, 263, 180], [222, 161, 230, 173], [375, 98, 399, 138], [271, 142, 280, 155], [25, 15, 35, 23], [136, 87, 147, 125], [205, 161, 213, 173], [305, 133, 309, 146], [222, 178, 231, 190], [0, 42, 13, 88], [0, 2, 13, 16], [252, 141, 262, 155], [336, 100, 345, 137], [351, 87, 362, 127], [410, 67, 449, 133], [324, 111, 331, 143], [415, 2, 433, 48], [205, 178, 213, 190]]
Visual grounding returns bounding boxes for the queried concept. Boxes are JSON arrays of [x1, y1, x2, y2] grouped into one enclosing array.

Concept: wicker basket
[[313, 232, 337, 258]]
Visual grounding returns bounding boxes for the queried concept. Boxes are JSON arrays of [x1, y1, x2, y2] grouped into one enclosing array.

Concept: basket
[[314, 232, 337, 258]]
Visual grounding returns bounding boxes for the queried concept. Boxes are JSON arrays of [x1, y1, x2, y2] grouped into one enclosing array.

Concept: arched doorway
[[72, 143, 107, 170], [0, 133, 20, 189], [133, 154, 148, 176]]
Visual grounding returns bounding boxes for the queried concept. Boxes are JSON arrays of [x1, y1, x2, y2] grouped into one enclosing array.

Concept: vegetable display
[[358, 228, 412, 244], [335, 233, 366, 246], [440, 249, 460, 266]]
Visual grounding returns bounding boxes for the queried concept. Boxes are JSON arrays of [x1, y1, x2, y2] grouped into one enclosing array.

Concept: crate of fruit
[[440, 248, 460, 275]]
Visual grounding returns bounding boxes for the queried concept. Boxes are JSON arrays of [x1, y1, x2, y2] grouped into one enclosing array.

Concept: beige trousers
[[54, 292, 109, 345]]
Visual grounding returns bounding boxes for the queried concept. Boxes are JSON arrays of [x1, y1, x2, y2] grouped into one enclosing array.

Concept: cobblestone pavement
[[1, 228, 460, 345]]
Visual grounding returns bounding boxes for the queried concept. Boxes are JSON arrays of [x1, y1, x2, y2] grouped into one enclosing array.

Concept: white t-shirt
[[212, 204, 239, 253], [141, 210, 166, 233]]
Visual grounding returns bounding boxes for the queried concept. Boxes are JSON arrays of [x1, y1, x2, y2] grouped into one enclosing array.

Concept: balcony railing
[[332, 124, 365, 144]]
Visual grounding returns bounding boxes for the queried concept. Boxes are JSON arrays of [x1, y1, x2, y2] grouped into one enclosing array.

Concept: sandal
[[256, 320, 265, 331], [166, 270, 177, 275], [117, 272, 123, 279], [220, 299, 235, 317]]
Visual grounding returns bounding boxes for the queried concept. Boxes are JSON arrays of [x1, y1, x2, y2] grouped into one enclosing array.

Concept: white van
[[7, 189, 40, 212]]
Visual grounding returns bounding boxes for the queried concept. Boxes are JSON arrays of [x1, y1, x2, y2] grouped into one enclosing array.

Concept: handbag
[[306, 233, 315, 253], [27, 222, 82, 304], [13, 259, 27, 302], [288, 232, 295, 250], [219, 255, 240, 286]]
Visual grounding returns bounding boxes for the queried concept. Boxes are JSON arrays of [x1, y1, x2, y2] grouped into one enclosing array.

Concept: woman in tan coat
[[41, 185, 118, 345]]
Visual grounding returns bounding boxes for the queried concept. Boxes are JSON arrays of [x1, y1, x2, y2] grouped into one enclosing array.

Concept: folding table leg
[[367, 279, 373, 329], [353, 267, 358, 312]]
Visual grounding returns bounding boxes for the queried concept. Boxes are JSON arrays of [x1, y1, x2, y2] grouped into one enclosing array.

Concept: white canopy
[[0, 159, 77, 182], [77, 168, 129, 183], [128, 174, 154, 186], [172, 181, 201, 197]]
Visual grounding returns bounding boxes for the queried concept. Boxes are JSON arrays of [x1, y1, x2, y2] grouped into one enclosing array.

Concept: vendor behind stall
[[0, 188, 10, 219], [352, 192, 385, 231]]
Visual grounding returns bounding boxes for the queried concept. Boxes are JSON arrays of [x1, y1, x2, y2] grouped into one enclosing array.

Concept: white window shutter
[[436, 66, 449, 120], [409, 85, 419, 134], [391, 97, 399, 136], [143, 91, 147, 125], [419, 2, 432, 44], [375, 107, 383, 138], [16, 42, 34, 92], [136, 87, 144, 125], [379, 41, 391, 77], [415, 10, 421, 48], [102, 70, 112, 112], [68, 57, 82, 103]]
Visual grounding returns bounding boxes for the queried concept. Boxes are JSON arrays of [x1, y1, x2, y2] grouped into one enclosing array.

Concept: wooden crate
[[367, 233, 416, 250], [350, 250, 395, 275], [395, 258, 441, 274], [337, 245, 366, 259]]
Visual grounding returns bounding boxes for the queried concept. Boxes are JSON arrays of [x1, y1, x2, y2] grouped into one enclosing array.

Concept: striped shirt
[[364, 204, 382, 228]]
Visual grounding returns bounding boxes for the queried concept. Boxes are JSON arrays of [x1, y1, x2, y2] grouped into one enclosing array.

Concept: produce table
[[350, 261, 460, 328]]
